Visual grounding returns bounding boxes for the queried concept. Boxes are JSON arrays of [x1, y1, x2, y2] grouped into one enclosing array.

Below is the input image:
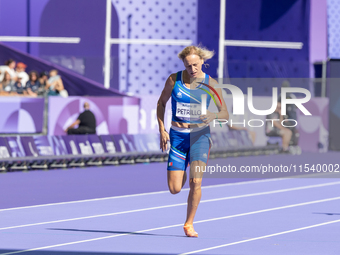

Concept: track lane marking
[[1, 196, 340, 255], [1, 181, 340, 231], [0, 178, 284, 212], [1, 172, 334, 213], [180, 219, 340, 254]]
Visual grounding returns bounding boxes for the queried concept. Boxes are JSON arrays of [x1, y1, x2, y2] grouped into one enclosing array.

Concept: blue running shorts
[[167, 125, 211, 171]]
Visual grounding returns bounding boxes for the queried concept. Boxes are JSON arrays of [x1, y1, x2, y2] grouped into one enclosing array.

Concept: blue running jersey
[[171, 71, 212, 124]]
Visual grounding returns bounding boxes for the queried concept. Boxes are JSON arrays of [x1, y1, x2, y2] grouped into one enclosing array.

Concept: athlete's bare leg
[[182, 160, 204, 237], [167, 170, 187, 194], [185, 160, 204, 224], [167, 161, 203, 237]]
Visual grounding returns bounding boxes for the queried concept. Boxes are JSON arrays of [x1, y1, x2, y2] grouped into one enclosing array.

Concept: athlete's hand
[[160, 130, 170, 152], [199, 111, 216, 124]]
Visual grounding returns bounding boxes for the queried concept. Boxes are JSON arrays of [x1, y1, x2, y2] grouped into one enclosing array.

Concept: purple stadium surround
[[6, 137, 25, 158], [49, 135, 68, 155], [75, 135, 94, 155], [48, 96, 140, 136], [0, 43, 129, 97], [0, 0, 330, 96], [87, 134, 105, 155], [33, 136, 54, 156], [99, 135, 117, 153], [0, 137, 11, 158], [133, 133, 159, 152], [20, 136, 39, 157], [111, 134, 136, 153], [309, 0, 327, 65], [327, 0, 340, 59], [296, 97, 329, 152], [0, 97, 44, 134], [0, 0, 331, 155], [61, 135, 80, 155], [198, 0, 313, 87], [0, 0, 198, 95]]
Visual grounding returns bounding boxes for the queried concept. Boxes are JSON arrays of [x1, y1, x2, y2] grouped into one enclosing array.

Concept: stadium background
[[0, 0, 338, 165], [2, 1, 340, 254]]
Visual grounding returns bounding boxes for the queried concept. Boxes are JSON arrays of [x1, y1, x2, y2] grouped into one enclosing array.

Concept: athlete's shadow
[[48, 228, 186, 238], [313, 212, 340, 216]]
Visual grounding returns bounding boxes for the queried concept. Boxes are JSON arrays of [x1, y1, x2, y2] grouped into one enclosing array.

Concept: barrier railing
[[0, 130, 280, 172]]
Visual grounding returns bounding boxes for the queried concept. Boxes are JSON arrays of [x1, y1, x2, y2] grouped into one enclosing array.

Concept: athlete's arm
[[157, 73, 176, 152], [200, 78, 229, 124]]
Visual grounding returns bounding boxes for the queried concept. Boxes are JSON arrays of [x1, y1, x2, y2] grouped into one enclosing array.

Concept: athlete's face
[[183, 54, 204, 78]]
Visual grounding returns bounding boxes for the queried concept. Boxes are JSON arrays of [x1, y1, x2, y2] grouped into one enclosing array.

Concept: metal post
[[218, 0, 226, 79], [126, 15, 132, 92], [321, 60, 327, 97], [104, 0, 112, 89], [26, 0, 30, 54], [43, 94, 48, 135]]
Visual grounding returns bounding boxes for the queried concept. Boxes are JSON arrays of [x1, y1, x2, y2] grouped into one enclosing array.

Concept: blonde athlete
[[157, 45, 229, 237]]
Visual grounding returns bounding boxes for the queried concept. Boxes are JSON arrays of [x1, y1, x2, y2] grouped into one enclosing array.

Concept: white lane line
[[224, 39, 303, 49], [193, 196, 340, 225], [180, 219, 340, 254], [110, 38, 192, 46], [0, 178, 286, 212], [1, 181, 339, 231], [0, 36, 80, 43], [1, 196, 339, 255]]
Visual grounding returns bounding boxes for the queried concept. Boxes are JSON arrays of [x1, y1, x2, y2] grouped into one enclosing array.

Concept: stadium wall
[[0, 0, 329, 96]]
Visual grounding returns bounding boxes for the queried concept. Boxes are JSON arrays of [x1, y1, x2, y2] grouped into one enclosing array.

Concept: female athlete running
[[157, 45, 229, 237]]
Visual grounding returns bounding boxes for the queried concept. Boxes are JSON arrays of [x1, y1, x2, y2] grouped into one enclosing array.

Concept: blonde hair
[[178, 45, 214, 62]]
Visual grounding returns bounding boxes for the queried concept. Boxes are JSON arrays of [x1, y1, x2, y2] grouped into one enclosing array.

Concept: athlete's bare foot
[[183, 223, 198, 237]]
